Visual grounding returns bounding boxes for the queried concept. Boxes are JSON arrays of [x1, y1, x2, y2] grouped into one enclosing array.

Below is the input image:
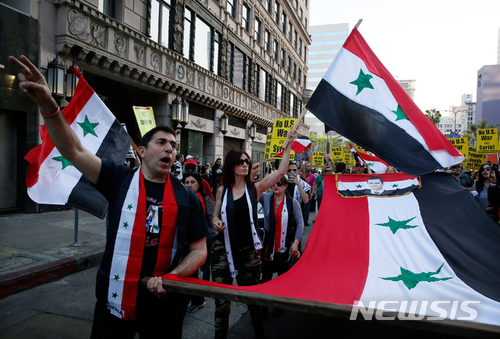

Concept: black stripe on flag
[[415, 173, 500, 302], [67, 120, 131, 219], [306, 79, 442, 176]]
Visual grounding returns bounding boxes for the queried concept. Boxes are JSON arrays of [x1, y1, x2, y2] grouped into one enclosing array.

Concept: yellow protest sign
[[331, 147, 344, 162], [133, 106, 156, 136], [448, 137, 469, 160], [343, 149, 355, 167], [263, 133, 272, 161], [355, 144, 365, 153], [466, 146, 484, 170], [476, 128, 500, 154], [312, 152, 324, 168], [268, 119, 296, 160]]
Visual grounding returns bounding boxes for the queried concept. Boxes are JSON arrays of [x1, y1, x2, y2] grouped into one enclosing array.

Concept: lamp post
[[47, 56, 65, 100], [249, 122, 256, 140], [65, 63, 80, 102], [180, 98, 189, 128], [220, 113, 229, 135], [171, 97, 181, 129]]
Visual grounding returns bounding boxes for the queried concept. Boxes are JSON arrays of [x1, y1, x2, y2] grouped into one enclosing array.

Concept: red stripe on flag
[[121, 172, 147, 320], [24, 69, 95, 188], [343, 28, 461, 157]]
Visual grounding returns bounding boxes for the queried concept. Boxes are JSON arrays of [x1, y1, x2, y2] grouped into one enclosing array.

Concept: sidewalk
[[0, 207, 316, 298]]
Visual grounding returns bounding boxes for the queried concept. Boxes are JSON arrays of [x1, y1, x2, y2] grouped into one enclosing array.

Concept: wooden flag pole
[[282, 108, 307, 150], [355, 19, 363, 29]]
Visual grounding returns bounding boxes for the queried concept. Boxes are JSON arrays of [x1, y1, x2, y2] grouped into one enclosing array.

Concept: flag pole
[[355, 19, 363, 29], [282, 108, 307, 149]]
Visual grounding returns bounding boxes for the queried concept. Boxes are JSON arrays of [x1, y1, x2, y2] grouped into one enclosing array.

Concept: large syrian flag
[[157, 173, 500, 330], [24, 67, 131, 218], [306, 28, 464, 175], [350, 144, 390, 174]]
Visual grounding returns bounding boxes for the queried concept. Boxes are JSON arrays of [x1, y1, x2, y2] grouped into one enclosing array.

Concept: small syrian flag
[[337, 173, 419, 197], [24, 66, 131, 218], [350, 144, 390, 174], [306, 28, 464, 176], [273, 139, 312, 158]]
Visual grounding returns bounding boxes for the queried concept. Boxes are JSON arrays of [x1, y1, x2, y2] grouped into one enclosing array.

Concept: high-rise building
[[451, 94, 476, 134], [0, 0, 310, 213], [476, 65, 500, 126], [396, 79, 416, 101], [305, 23, 349, 135]]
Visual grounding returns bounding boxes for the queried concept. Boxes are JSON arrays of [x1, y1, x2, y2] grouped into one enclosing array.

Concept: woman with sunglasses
[[182, 171, 216, 313], [259, 176, 303, 303], [211, 129, 297, 339], [472, 164, 497, 211]]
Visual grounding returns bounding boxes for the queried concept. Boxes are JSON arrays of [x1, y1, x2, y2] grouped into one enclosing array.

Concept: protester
[[182, 171, 217, 313], [211, 129, 297, 339], [211, 158, 223, 195], [286, 162, 310, 209], [299, 162, 316, 226], [312, 164, 333, 211], [449, 164, 473, 189], [259, 176, 303, 316], [472, 164, 497, 211], [9, 55, 209, 339], [352, 162, 366, 174], [335, 162, 347, 174], [185, 158, 214, 201], [173, 153, 185, 180], [385, 166, 397, 173], [202, 162, 212, 182]]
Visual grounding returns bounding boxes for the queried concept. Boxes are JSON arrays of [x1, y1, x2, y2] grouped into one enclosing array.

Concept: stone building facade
[[0, 0, 310, 213]]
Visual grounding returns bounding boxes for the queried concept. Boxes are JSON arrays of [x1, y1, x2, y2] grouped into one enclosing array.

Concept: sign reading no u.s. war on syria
[[477, 128, 500, 154]]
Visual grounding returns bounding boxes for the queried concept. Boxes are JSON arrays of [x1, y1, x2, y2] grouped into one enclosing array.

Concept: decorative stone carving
[[229, 90, 234, 103], [186, 69, 194, 86], [134, 45, 144, 64], [252, 101, 257, 112], [90, 23, 106, 48], [256, 134, 263, 141], [242, 97, 247, 109], [223, 87, 229, 100], [151, 53, 160, 71], [229, 127, 240, 136], [68, 10, 90, 41], [177, 65, 185, 80], [114, 34, 126, 56], [207, 80, 214, 95], [236, 93, 241, 106], [192, 118, 206, 129], [165, 59, 175, 78], [197, 75, 205, 91], [216, 84, 222, 98]]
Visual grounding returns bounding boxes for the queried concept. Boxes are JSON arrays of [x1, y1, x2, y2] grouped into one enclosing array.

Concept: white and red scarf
[[106, 168, 178, 320]]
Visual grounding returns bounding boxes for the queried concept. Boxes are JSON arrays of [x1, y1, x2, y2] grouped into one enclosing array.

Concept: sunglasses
[[274, 181, 285, 186], [325, 170, 332, 173], [237, 158, 250, 166], [483, 167, 492, 171], [287, 169, 297, 172]]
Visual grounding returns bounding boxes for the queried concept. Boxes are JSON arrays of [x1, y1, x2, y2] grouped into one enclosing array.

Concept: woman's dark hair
[[182, 171, 205, 196], [476, 163, 496, 193], [273, 176, 292, 197], [335, 162, 346, 174], [221, 149, 253, 189]]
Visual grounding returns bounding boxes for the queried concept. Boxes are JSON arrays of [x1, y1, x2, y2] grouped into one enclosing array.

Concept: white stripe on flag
[[358, 193, 500, 325], [338, 178, 419, 192]]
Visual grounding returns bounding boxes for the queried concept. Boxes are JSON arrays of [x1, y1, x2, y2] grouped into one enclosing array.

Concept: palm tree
[[425, 109, 441, 126]]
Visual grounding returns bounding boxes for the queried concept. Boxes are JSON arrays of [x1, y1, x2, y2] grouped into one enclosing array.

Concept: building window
[[298, 68, 302, 86], [99, 0, 116, 17], [227, 42, 234, 82], [294, 30, 297, 49], [266, 0, 272, 13], [233, 47, 245, 89], [245, 56, 251, 93], [258, 66, 266, 101], [288, 21, 292, 42], [183, 8, 193, 59], [299, 39, 302, 58], [242, 4, 250, 32], [281, 12, 287, 32], [300, 8, 303, 20], [294, 0, 298, 11], [213, 32, 221, 74], [293, 62, 297, 81], [305, 18, 308, 29], [194, 16, 213, 70], [281, 48, 285, 68], [273, 40, 279, 60], [304, 74, 307, 87], [274, 1, 280, 23], [291, 93, 296, 117], [227, 0, 236, 18], [276, 81, 283, 110], [150, 0, 171, 48], [287, 56, 291, 74], [265, 30, 271, 53], [254, 18, 261, 43]]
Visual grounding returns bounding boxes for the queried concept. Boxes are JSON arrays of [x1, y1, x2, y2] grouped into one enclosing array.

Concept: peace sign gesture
[[9, 55, 58, 115]]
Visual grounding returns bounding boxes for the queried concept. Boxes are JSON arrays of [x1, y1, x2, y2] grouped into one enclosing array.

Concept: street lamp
[[171, 97, 181, 129], [65, 63, 80, 102], [249, 122, 256, 140], [220, 113, 229, 135], [180, 99, 189, 128], [47, 56, 65, 100]]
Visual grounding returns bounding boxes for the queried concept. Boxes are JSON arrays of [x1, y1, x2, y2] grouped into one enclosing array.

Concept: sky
[[309, 0, 500, 117]]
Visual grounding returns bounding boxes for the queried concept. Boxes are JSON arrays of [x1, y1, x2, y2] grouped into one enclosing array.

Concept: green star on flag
[[356, 184, 362, 188], [391, 105, 409, 121], [114, 274, 120, 281], [392, 184, 399, 188], [350, 69, 374, 95], [52, 156, 73, 170], [376, 216, 418, 234], [112, 292, 118, 298], [77, 115, 99, 137], [381, 263, 452, 290], [127, 204, 133, 210], [368, 162, 374, 167], [123, 222, 129, 228]]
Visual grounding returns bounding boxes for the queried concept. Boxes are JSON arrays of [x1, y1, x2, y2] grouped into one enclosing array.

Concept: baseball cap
[[186, 155, 194, 160], [185, 159, 197, 167]]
